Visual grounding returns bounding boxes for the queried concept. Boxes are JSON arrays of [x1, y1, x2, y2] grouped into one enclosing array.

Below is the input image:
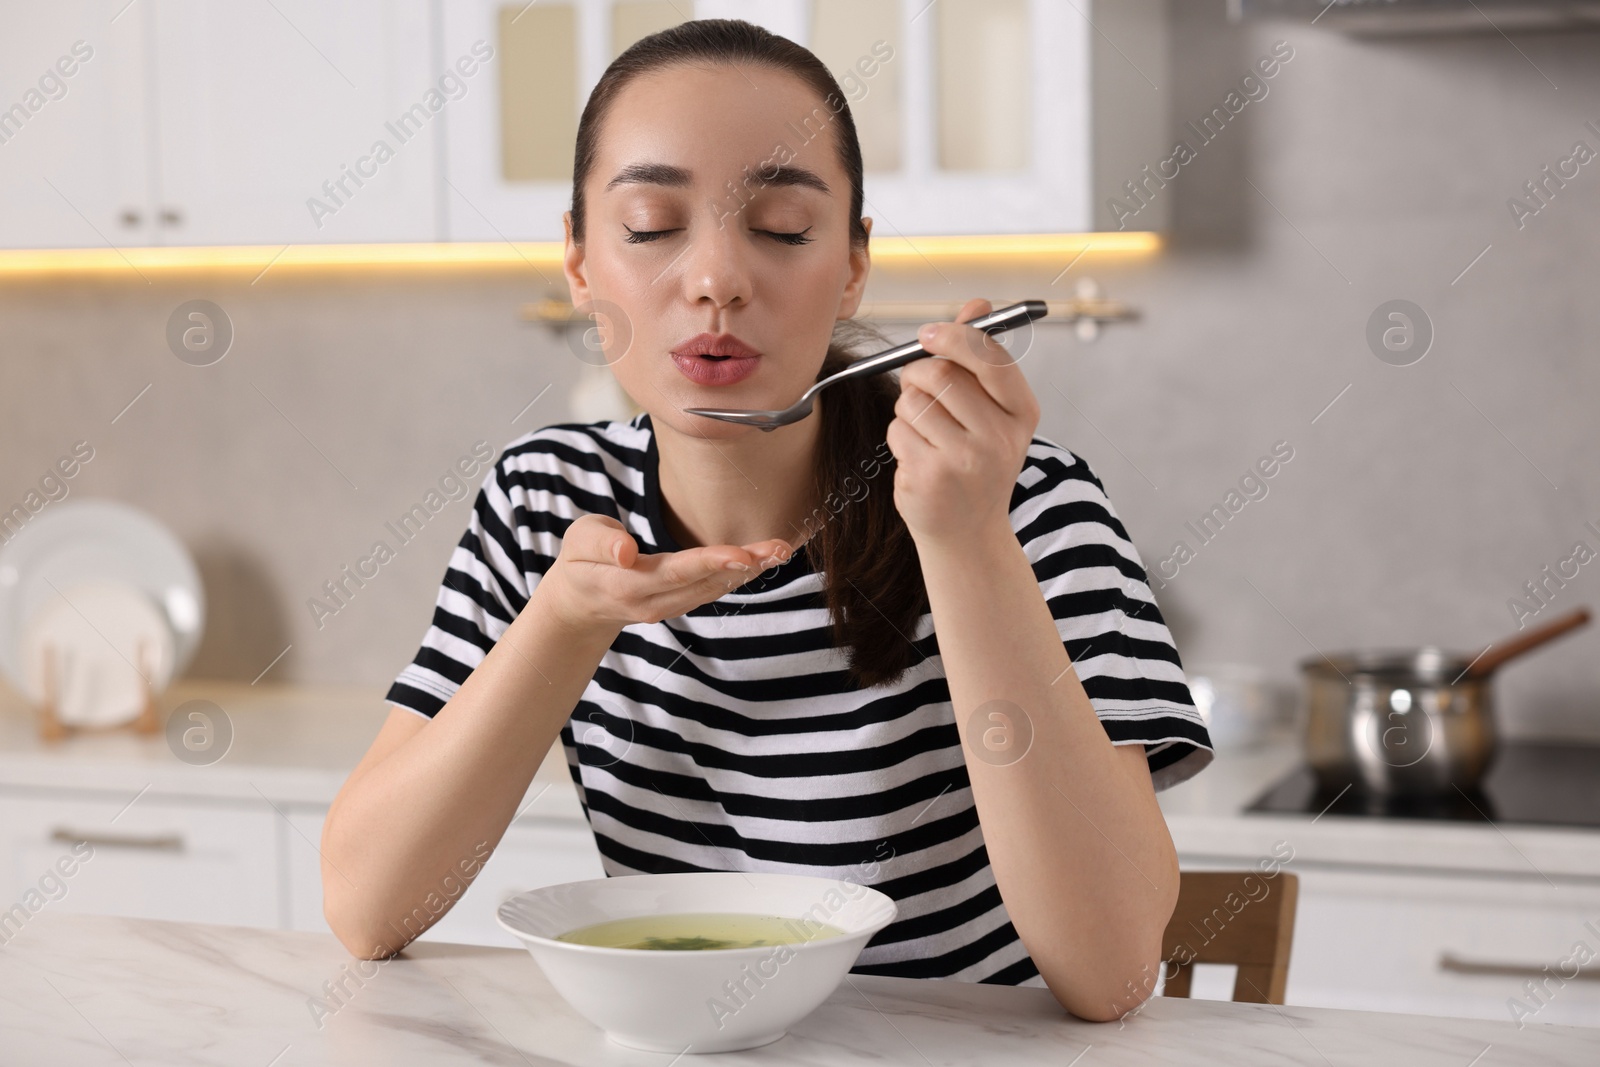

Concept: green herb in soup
[[555, 912, 847, 951]]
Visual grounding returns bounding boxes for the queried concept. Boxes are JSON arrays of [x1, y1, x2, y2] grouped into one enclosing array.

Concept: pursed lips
[[670, 332, 762, 360], [669, 332, 762, 386]]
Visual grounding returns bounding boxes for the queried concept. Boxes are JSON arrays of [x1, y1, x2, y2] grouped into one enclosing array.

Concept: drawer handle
[[50, 828, 185, 852], [1439, 953, 1600, 982]]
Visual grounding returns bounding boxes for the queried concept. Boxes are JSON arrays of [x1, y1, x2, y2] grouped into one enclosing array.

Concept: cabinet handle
[[50, 828, 184, 852], [119, 209, 142, 229], [159, 208, 182, 227], [1439, 953, 1600, 982]]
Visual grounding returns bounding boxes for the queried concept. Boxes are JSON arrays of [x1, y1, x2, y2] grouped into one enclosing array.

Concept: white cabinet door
[[0, 3, 154, 250], [285, 807, 605, 949], [1284, 866, 1600, 1028], [439, 0, 585, 243], [0, 790, 280, 932], [151, 0, 440, 245]]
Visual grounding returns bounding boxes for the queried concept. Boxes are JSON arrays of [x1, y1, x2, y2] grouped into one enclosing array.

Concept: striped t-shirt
[[386, 412, 1211, 986]]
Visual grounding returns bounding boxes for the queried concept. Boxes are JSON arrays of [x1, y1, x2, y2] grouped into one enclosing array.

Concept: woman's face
[[563, 63, 871, 441]]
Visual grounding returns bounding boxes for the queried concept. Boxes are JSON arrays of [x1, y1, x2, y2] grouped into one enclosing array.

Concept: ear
[[837, 216, 872, 320], [562, 210, 589, 305]]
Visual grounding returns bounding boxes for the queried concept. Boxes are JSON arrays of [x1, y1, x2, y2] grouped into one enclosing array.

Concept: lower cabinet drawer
[[285, 808, 605, 949], [1180, 860, 1600, 1027], [0, 790, 280, 934]]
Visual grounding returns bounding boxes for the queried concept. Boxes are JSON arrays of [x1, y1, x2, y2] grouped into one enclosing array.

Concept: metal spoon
[[681, 299, 1049, 431]]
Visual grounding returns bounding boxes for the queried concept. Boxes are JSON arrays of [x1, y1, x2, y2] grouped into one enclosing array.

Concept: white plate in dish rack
[[20, 579, 177, 726], [0, 500, 203, 722]]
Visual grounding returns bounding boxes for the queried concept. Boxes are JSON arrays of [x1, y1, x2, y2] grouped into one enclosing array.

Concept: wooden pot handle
[[1465, 607, 1592, 679]]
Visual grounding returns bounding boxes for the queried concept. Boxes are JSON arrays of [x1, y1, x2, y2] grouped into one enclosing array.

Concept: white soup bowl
[[496, 871, 897, 1053]]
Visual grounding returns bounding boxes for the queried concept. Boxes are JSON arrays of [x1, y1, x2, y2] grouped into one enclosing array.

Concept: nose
[[678, 212, 753, 316]]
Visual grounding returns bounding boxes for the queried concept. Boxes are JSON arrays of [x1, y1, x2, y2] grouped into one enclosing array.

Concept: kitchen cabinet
[[0, 685, 606, 953], [439, 0, 1169, 241], [0, 788, 280, 930], [0, 4, 152, 250], [0, 0, 439, 249], [3, 0, 1166, 250], [0, 782, 604, 951], [150, 0, 440, 245], [1286, 866, 1600, 1027]]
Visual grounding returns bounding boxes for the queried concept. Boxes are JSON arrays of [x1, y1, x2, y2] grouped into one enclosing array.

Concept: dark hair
[[569, 18, 927, 689]]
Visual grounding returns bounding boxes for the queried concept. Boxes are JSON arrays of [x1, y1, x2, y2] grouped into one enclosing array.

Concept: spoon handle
[[806, 300, 1049, 398]]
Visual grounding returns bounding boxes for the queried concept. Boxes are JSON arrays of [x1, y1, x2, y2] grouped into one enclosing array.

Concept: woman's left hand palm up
[[886, 298, 1042, 549]]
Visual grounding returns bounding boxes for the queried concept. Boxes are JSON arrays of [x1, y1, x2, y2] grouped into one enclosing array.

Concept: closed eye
[[758, 227, 813, 246], [623, 225, 678, 244], [622, 225, 814, 246]]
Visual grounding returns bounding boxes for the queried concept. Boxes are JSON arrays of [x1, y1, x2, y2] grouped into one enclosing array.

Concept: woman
[[322, 18, 1210, 1022]]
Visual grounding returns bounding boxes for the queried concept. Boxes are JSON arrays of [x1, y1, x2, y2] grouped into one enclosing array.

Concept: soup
[[555, 912, 847, 951]]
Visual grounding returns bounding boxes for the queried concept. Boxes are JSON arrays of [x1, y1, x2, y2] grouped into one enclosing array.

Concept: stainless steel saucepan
[[1300, 607, 1591, 796]]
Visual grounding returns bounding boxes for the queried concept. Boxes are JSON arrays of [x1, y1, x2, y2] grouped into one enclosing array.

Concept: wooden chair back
[[1160, 870, 1299, 1004]]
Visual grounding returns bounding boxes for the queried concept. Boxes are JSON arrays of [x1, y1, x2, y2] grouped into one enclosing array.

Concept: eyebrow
[[603, 161, 832, 196]]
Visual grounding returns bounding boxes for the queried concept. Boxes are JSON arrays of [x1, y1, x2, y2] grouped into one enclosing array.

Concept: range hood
[[1229, 0, 1600, 35]]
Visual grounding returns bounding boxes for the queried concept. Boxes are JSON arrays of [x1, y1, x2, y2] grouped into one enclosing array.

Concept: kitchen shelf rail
[[521, 291, 1139, 339]]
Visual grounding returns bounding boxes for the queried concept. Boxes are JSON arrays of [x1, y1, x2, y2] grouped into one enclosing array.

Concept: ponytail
[[803, 320, 929, 688]]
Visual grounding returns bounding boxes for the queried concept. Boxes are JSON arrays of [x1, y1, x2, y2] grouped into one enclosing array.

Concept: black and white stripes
[[386, 413, 1211, 986]]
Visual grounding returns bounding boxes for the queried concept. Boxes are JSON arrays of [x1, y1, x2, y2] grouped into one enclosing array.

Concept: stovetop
[[1245, 741, 1600, 828]]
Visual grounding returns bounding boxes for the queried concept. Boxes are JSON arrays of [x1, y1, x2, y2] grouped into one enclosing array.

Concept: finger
[[563, 513, 639, 568], [645, 544, 757, 587], [895, 381, 966, 448], [898, 359, 994, 434], [631, 535, 795, 596], [954, 297, 993, 326], [640, 538, 792, 615], [645, 567, 758, 618], [915, 305, 1033, 417], [886, 410, 936, 461], [740, 537, 796, 567], [642, 551, 781, 616]]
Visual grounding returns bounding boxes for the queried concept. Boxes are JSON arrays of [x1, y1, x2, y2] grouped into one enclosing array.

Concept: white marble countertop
[[0, 681, 581, 822], [3, 912, 1594, 1065]]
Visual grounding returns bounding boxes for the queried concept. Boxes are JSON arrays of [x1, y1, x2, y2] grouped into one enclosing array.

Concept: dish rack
[[33, 639, 165, 743]]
